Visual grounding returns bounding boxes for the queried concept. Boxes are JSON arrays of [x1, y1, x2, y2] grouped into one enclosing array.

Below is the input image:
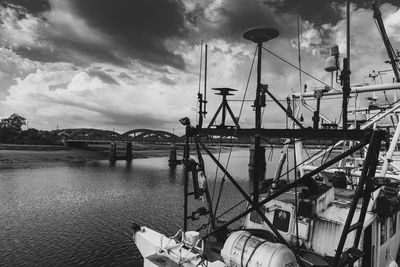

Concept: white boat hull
[[133, 226, 225, 267]]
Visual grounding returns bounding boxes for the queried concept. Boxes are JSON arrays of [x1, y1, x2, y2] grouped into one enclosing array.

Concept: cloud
[[265, 0, 400, 26], [1, 0, 50, 14], [185, 0, 279, 42], [0, 0, 189, 69], [0, 62, 199, 132], [0, 47, 41, 100], [87, 69, 119, 85], [1, 0, 400, 134], [69, 0, 188, 68]]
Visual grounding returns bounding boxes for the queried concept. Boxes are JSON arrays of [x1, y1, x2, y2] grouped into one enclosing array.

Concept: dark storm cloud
[[1, 0, 189, 69], [69, 0, 187, 69], [118, 72, 133, 81], [265, 0, 400, 26], [188, 0, 279, 41], [160, 76, 177, 86], [87, 69, 119, 85], [1, 0, 49, 14]]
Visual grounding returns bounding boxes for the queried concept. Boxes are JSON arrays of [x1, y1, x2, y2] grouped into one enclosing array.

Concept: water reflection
[[169, 166, 177, 183], [0, 149, 286, 266]]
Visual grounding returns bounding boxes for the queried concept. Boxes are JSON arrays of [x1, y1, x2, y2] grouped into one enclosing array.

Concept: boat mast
[[341, 0, 351, 129], [254, 42, 262, 204], [243, 28, 279, 204]]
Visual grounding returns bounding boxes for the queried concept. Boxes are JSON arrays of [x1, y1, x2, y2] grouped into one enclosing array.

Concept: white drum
[[221, 230, 298, 267]]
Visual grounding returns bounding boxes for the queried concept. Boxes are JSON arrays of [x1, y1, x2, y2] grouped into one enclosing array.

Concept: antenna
[[197, 41, 204, 128], [197, 42, 208, 128], [204, 44, 208, 117], [207, 88, 240, 129]]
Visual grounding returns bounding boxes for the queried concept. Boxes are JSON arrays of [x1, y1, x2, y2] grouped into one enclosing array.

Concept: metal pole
[[347, 0, 350, 68], [342, 0, 351, 130], [183, 126, 190, 232], [204, 44, 208, 114], [253, 43, 262, 205], [380, 119, 400, 175]]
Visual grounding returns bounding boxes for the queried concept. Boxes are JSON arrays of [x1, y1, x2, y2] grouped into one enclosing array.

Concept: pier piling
[[248, 146, 266, 170], [126, 142, 133, 161], [109, 142, 117, 162], [169, 143, 181, 166]]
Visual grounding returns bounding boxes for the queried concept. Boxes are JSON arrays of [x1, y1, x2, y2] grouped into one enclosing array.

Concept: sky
[[0, 0, 399, 135]]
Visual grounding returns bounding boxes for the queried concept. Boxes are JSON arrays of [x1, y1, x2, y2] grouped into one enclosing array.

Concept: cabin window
[[389, 215, 397, 237], [250, 207, 266, 224], [381, 218, 387, 245], [273, 209, 291, 233]]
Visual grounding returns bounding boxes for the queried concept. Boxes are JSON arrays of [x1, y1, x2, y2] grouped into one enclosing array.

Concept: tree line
[[0, 113, 60, 145]]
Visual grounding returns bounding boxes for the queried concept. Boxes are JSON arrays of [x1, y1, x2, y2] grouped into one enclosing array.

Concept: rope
[[241, 235, 253, 267]]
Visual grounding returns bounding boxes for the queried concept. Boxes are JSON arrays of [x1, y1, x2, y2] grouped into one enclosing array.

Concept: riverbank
[[0, 143, 236, 168], [0, 143, 177, 168]]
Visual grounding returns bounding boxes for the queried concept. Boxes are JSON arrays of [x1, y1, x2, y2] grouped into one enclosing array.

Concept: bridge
[[57, 128, 182, 145], [55, 128, 185, 164]]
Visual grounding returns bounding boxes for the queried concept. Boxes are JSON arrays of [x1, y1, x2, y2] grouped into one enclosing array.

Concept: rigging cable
[[294, 12, 301, 251], [297, 10, 303, 95], [211, 46, 258, 221], [262, 46, 341, 92], [293, 134, 300, 254], [199, 138, 354, 231], [275, 139, 343, 181], [210, 137, 224, 204]]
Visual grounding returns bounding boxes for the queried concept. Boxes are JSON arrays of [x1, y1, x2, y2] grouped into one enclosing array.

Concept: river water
[[0, 149, 288, 266]]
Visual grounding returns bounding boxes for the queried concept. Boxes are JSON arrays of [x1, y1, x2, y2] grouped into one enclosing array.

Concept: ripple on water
[[0, 151, 259, 266]]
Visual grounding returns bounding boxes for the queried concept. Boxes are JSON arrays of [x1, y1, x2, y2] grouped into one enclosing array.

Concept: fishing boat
[[132, 2, 400, 266]]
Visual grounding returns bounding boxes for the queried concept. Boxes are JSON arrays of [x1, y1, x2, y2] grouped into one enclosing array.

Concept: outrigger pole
[[372, 1, 400, 82]]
